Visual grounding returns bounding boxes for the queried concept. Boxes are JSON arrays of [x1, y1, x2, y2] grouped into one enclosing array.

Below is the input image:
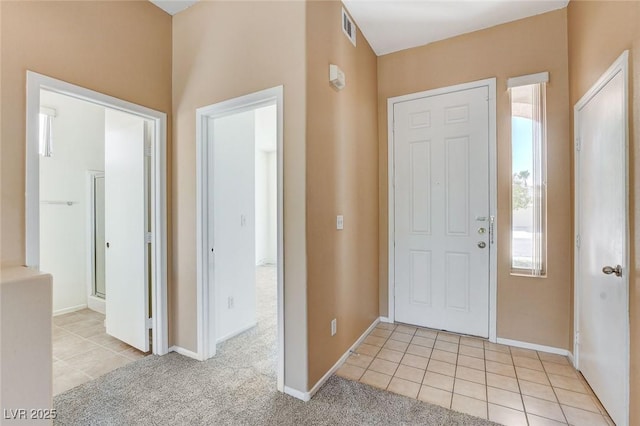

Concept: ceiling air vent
[[342, 8, 356, 47]]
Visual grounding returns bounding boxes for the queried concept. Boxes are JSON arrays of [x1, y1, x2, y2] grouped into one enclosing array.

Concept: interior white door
[[104, 109, 149, 352], [394, 86, 490, 337], [209, 110, 256, 343], [576, 60, 628, 426]]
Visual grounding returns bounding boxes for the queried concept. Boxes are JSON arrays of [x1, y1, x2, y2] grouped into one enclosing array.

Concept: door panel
[[445, 137, 469, 235], [576, 67, 627, 426], [410, 250, 431, 306], [104, 109, 149, 352], [394, 86, 490, 337]]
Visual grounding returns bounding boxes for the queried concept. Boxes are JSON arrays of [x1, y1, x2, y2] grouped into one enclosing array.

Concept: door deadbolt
[[106, 242, 110, 248], [478, 227, 486, 234], [477, 241, 486, 249]]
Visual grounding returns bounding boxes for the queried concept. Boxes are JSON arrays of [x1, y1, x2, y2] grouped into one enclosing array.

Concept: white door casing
[[104, 109, 150, 352], [25, 72, 168, 355], [574, 51, 629, 426], [390, 79, 496, 339]]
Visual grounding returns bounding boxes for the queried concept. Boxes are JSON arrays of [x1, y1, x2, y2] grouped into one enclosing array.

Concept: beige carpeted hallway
[[53, 266, 495, 425]]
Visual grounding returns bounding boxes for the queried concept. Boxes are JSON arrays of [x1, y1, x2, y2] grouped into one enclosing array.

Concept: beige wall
[[0, 1, 172, 266], [377, 9, 572, 349], [171, 1, 309, 391], [566, 1, 640, 422], [305, 1, 379, 386], [1, 267, 52, 414]]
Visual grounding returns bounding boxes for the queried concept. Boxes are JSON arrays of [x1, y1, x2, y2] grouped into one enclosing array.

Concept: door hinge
[[144, 145, 153, 157], [575, 331, 580, 347], [575, 137, 581, 152], [575, 234, 581, 249], [145, 232, 152, 244], [146, 318, 153, 329]]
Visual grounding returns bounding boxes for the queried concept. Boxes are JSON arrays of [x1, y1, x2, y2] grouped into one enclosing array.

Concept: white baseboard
[[87, 296, 105, 314], [496, 337, 571, 357], [299, 316, 381, 401], [284, 386, 310, 402], [216, 322, 257, 344], [567, 351, 576, 367], [379, 316, 393, 323], [53, 303, 88, 316], [169, 345, 202, 361]]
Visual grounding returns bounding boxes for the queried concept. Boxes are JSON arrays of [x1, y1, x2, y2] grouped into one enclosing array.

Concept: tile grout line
[[510, 345, 532, 426], [540, 352, 573, 425], [57, 324, 140, 361], [356, 324, 611, 425]]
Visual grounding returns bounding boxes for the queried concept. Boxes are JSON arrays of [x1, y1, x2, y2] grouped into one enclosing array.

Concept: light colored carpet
[[54, 267, 496, 425]]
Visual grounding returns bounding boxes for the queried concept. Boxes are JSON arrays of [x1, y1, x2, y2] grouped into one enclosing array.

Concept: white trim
[[285, 317, 381, 402], [25, 71, 169, 356], [379, 316, 393, 323], [568, 351, 576, 368], [507, 72, 549, 89], [216, 322, 257, 344], [195, 86, 285, 392], [53, 304, 88, 316], [87, 295, 105, 315], [169, 345, 203, 361], [573, 50, 630, 426], [496, 338, 570, 357], [387, 78, 498, 342], [284, 386, 310, 402], [39, 106, 57, 117], [308, 317, 380, 399]]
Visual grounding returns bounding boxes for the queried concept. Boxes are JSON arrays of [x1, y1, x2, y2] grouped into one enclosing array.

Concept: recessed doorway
[[387, 79, 497, 340], [25, 72, 169, 393], [196, 86, 284, 392]]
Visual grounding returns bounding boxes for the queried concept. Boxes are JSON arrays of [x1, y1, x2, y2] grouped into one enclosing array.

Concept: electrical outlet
[[336, 215, 344, 230], [331, 318, 337, 336], [228, 297, 234, 309]]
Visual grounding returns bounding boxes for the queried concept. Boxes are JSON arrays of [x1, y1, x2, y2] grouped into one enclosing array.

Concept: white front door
[[104, 109, 150, 352], [575, 53, 628, 426], [394, 86, 490, 337]]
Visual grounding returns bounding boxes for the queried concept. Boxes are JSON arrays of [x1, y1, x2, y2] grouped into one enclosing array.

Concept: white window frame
[[508, 72, 548, 277]]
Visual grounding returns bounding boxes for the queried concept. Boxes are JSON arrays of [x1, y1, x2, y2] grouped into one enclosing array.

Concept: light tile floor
[[53, 308, 149, 395], [336, 322, 614, 426]]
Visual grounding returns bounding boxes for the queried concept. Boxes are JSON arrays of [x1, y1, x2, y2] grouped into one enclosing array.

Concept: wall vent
[[342, 7, 356, 47]]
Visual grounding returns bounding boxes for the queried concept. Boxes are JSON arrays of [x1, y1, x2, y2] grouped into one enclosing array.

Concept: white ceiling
[[343, 0, 569, 56], [150, 0, 198, 15], [149, 1, 569, 56]]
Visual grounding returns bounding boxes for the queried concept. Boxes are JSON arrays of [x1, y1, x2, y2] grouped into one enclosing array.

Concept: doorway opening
[[387, 78, 497, 341], [196, 86, 284, 392], [25, 73, 168, 394]]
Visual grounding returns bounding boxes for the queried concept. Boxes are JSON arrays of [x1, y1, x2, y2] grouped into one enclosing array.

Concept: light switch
[[336, 215, 344, 230]]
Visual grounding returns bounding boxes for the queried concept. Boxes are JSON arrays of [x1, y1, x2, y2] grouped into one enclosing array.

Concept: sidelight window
[[509, 72, 548, 276]]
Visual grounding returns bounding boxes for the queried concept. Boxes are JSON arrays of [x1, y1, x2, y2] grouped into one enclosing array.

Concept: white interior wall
[[212, 110, 257, 341], [255, 150, 269, 264], [39, 90, 105, 315], [266, 151, 277, 263], [255, 105, 277, 265]]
